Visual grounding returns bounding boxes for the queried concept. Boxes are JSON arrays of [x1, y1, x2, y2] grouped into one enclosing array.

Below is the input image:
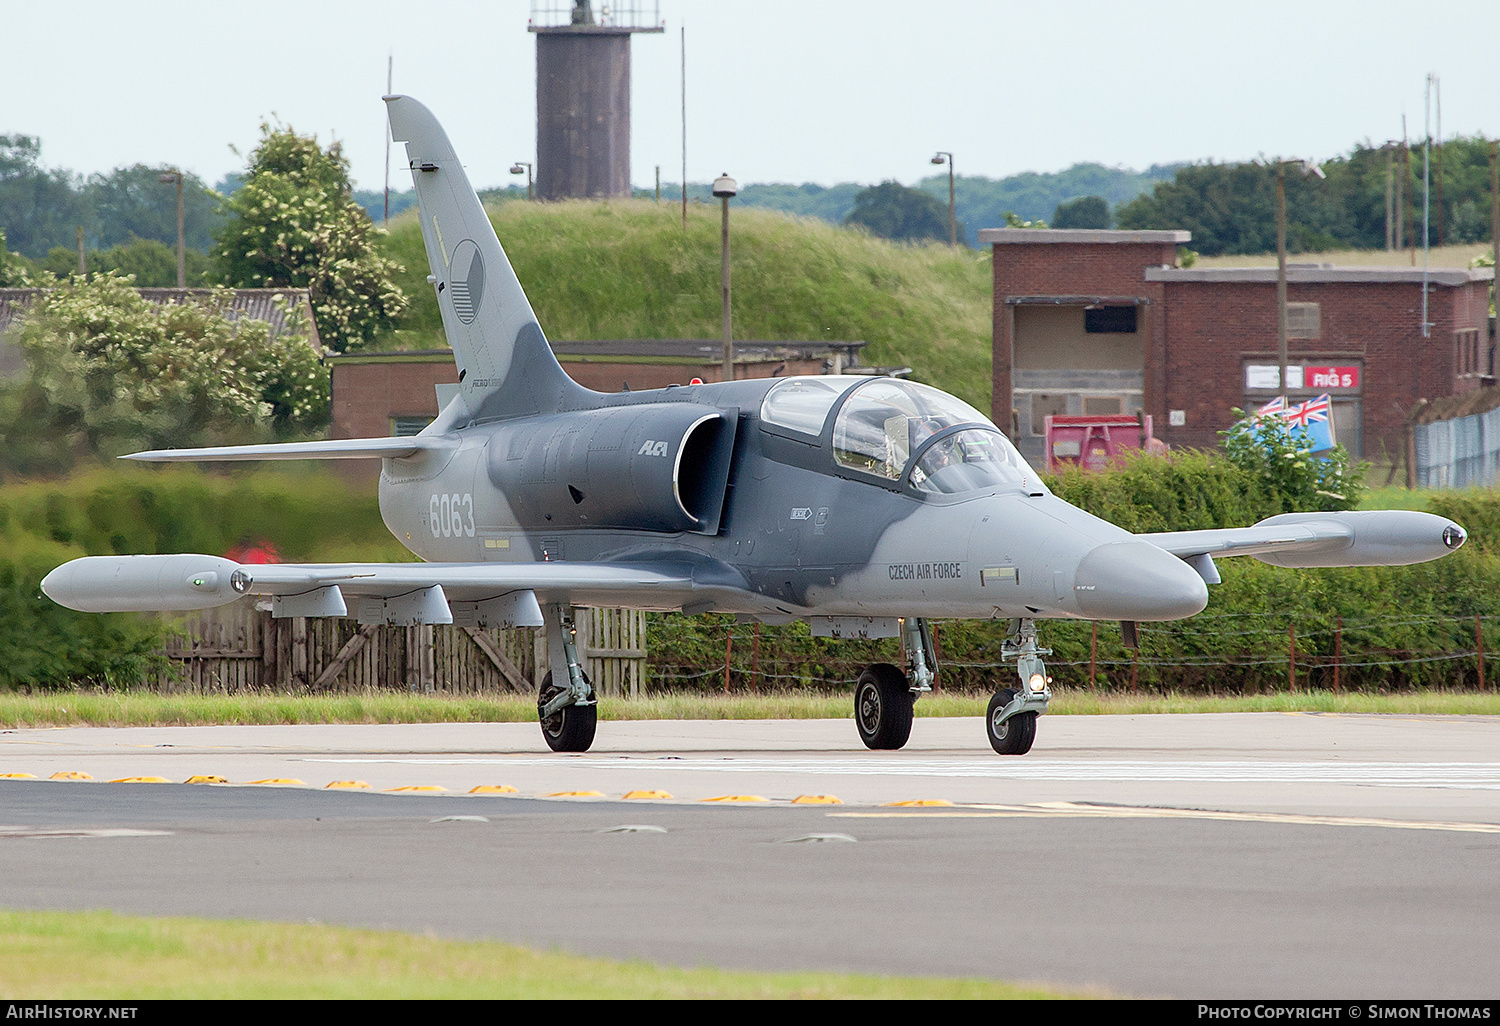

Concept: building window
[[1286, 302, 1321, 339], [391, 416, 433, 437], [1084, 306, 1137, 333]]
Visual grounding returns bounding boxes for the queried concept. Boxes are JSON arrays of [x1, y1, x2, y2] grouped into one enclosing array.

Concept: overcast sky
[[8, 1, 1500, 193]]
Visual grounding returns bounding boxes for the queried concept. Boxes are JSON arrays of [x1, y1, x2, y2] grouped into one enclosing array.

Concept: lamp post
[[931, 151, 955, 247], [713, 172, 738, 382], [510, 162, 534, 201], [1275, 158, 1325, 401], [158, 170, 185, 287]]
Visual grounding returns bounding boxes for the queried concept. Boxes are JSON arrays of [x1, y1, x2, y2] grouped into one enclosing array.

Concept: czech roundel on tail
[[41, 97, 1469, 756]]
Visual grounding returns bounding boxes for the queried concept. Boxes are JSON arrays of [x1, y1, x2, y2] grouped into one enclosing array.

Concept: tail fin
[[384, 95, 589, 422]]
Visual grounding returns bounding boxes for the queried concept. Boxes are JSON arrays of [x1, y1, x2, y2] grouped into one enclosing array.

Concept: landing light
[[1028, 673, 1048, 693]]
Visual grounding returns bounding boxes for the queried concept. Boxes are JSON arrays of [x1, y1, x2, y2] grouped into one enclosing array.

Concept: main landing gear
[[853, 616, 1052, 755], [855, 617, 934, 750], [537, 605, 596, 752]]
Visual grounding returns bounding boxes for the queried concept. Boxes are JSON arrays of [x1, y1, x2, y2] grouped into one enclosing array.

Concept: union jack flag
[[1255, 396, 1287, 419], [1284, 394, 1329, 429]]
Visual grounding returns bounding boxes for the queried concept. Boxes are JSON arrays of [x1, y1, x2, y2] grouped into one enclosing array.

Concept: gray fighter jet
[[42, 96, 1468, 755]]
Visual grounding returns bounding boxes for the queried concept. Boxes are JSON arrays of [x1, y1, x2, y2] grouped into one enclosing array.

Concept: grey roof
[[0, 287, 321, 349], [980, 228, 1191, 245], [1143, 266, 1493, 286]]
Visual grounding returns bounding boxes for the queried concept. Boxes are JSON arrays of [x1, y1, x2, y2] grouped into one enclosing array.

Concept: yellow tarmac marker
[[49, 771, 91, 781], [183, 775, 227, 784], [469, 785, 518, 794], [622, 790, 673, 800], [544, 790, 604, 798], [0, 773, 36, 779], [110, 776, 170, 784], [386, 785, 448, 792], [791, 794, 843, 805], [246, 778, 307, 786], [882, 799, 954, 807], [325, 780, 371, 790], [701, 795, 769, 803]]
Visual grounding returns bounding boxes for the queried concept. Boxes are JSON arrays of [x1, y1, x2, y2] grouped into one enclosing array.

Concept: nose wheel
[[986, 687, 1036, 754], [988, 617, 1051, 756]]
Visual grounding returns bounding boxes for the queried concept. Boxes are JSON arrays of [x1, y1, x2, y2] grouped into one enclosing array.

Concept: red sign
[[1303, 365, 1360, 390]]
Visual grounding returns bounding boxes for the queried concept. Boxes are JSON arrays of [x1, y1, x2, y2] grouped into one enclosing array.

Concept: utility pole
[[680, 27, 687, 231], [931, 152, 955, 247], [1277, 163, 1288, 399], [384, 53, 393, 225], [158, 170, 185, 287], [1276, 159, 1326, 398], [1423, 74, 1433, 338], [713, 173, 738, 383]]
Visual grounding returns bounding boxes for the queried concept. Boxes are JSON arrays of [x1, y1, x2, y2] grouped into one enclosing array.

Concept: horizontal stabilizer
[[122, 437, 453, 463]]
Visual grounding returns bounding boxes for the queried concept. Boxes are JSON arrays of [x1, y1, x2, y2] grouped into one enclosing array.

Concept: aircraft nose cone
[[1073, 541, 1209, 622]]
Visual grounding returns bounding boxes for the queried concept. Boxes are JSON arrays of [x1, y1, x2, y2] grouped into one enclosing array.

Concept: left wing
[[1140, 510, 1465, 569], [40, 555, 759, 625]]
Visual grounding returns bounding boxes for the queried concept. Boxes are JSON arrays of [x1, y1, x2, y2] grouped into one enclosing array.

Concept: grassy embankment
[[376, 198, 996, 415], [0, 910, 1070, 999]]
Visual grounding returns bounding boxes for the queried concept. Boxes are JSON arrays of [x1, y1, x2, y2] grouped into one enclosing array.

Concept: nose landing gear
[[987, 618, 1051, 755]]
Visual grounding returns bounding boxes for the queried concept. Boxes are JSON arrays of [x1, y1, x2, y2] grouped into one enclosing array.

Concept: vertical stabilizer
[[384, 95, 588, 421]]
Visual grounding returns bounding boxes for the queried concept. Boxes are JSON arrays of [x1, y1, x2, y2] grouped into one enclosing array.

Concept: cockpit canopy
[[759, 376, 1040, 495]]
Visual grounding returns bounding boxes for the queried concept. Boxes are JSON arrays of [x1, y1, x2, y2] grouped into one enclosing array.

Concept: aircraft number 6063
[[430, 492, 476, 538]]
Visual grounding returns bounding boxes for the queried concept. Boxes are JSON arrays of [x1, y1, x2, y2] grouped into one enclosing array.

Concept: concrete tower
[[530, 2, 663, 201]]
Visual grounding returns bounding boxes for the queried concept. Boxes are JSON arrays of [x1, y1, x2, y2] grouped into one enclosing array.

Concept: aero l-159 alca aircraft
[[42, 96, 1468, 756]]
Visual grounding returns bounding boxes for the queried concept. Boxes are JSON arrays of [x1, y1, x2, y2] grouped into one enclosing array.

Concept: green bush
[[0, 467, 409, 690]]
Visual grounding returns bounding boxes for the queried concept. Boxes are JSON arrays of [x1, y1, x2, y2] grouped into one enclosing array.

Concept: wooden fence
[[152, 599, 647, 697]]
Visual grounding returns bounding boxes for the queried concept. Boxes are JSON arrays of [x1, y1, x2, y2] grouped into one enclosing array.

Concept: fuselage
[[379, 375, 1210, 624]]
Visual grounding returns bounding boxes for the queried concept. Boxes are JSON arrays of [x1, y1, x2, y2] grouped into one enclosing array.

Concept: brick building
[[983, 228, 1495, 470]]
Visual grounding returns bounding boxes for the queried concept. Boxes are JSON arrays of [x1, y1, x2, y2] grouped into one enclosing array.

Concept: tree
[[43, 238, 212, 287], [1052, 195, 1110, 229], [1221, 408, 1364, 513], [216, 124, 406, 352], [0, 135, 86, 259], [84, 165, 221, 252], [0, 273, 327, 475], [843, 181, 962, 244]]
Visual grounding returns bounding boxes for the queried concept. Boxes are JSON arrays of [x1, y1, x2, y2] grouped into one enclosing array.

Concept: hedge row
[[6, 459, 1500, 693]]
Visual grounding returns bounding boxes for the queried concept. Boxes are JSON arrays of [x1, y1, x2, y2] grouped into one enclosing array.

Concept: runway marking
[[302, 756, 1500, 788], [832, 802, 1500, 834], [0, 827, 173, 839]]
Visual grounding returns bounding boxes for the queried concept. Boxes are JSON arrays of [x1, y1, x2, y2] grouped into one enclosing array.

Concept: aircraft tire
[[538, 672, 597, 753], [986, 687, 1036, 755], [855, 663, 913, 750]]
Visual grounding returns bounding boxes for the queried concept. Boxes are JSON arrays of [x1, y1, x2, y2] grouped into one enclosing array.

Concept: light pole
[[1275, 158, 1325, 400], [510, 162, 534, 201], [158, 170, 185, 287], [713, 172, 738, 382], [931, 152, 955, 247]]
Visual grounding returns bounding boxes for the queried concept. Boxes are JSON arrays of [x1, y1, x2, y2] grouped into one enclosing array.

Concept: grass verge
[[0, 688, 1496, 728], [0, 909, 1072, 999]]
